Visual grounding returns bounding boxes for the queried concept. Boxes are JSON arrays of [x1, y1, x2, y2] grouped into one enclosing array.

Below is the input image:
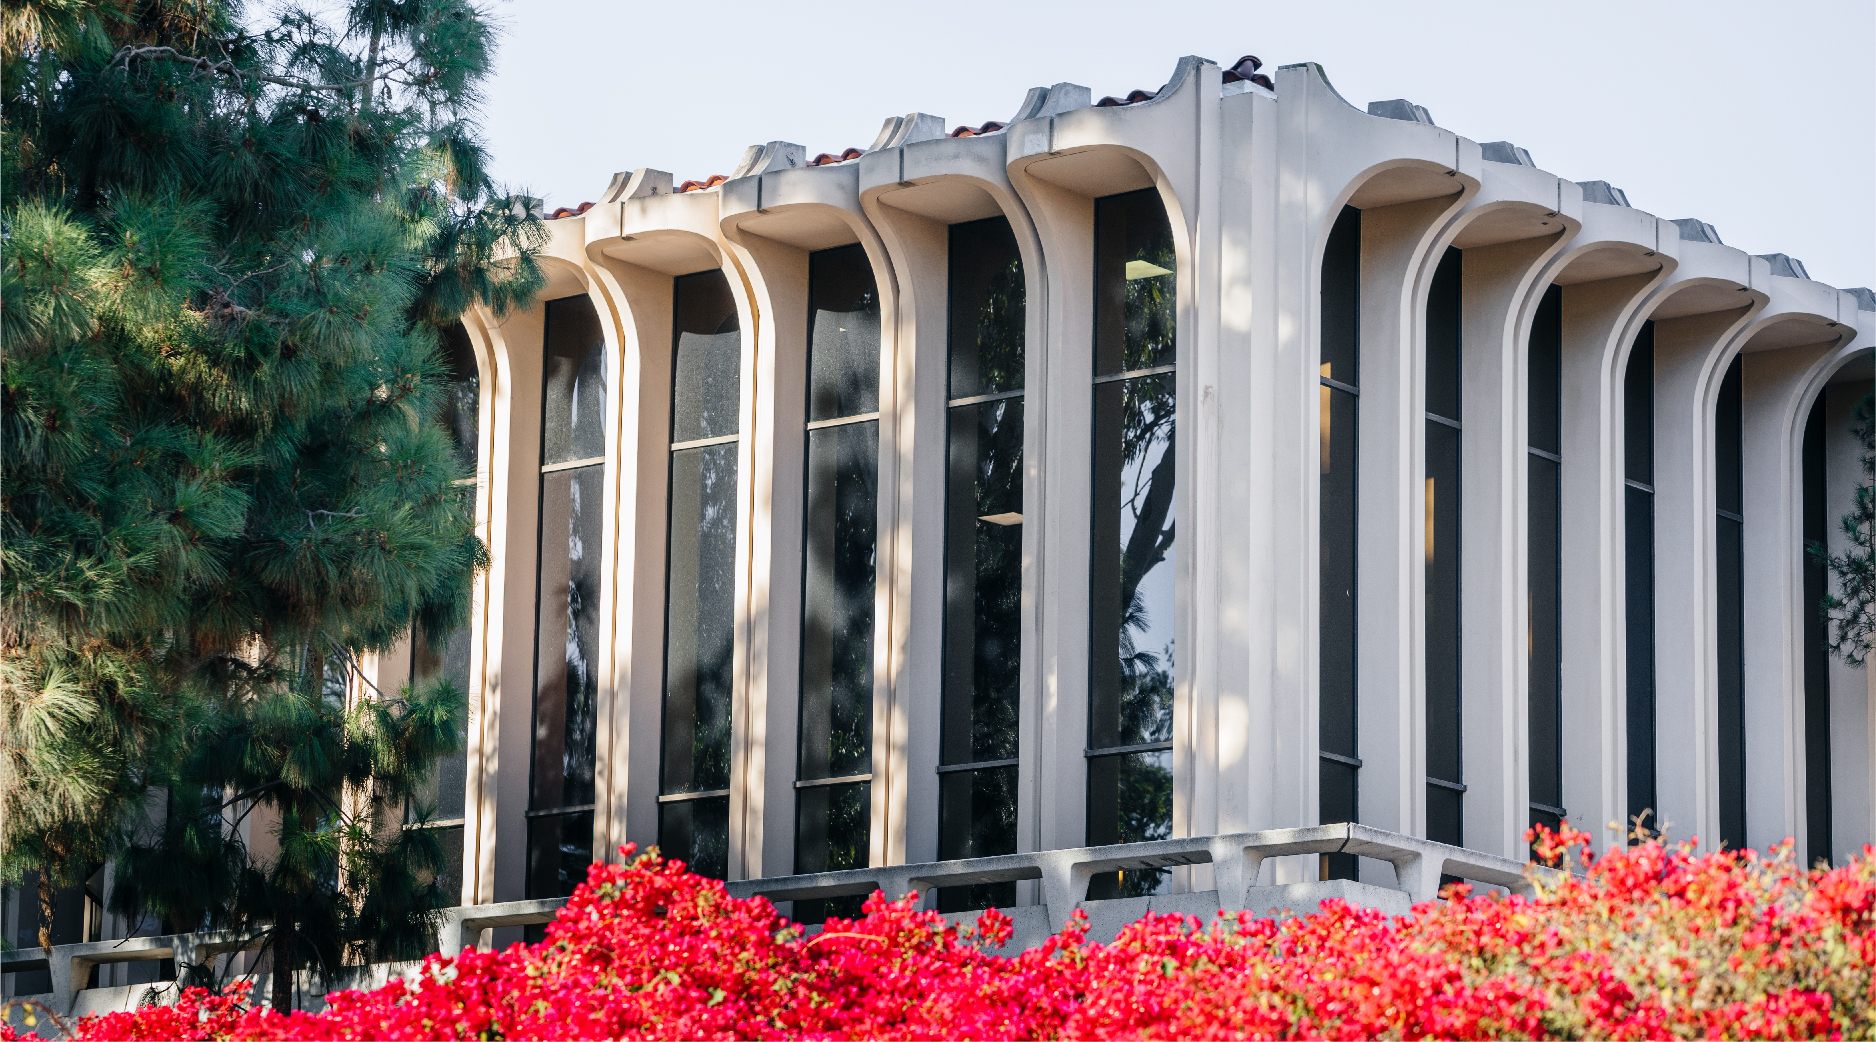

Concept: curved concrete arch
[[1394, 161, 1585, 859], [575, 187, 771, 879], [1004, 129, 1205, 858], [1517, 202, 1684, 854], [717, 159, 906, 878], [856, 140, 1050, 875]]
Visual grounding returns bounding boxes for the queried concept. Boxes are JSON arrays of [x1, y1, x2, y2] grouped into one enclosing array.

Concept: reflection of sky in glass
[[1119, 417, 1175, 676], [673, 330, 740, 441]]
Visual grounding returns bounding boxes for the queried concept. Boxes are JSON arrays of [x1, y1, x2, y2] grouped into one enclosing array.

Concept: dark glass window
[[1624, 323, 1657, 837], [528, 295, 606, 899], [405, 321, 482, 905], [1424, 246, 1464, 848], [1319, 205, 1362, 881], [939, 217, 1025, 913], [1716, 355, 1746, 850], [440, 323, 481, 475], [408, 625, 473, 906], [795, 245, 880, 923], [1802, 392, 1831, 866], [658, 270, 741, 882], [1528, 285, 1564, 837], [1087, 189, 1177, 900]]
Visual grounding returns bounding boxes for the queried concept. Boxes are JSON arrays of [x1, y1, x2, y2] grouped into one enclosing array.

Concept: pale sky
[[478, 0, 1875, 291]]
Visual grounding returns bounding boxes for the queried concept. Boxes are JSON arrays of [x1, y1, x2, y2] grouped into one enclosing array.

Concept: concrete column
[[1740, 339, 1839, 853], [1557, 268, 1666, 854], [1454, 231, 1572, 860], [1651, 306, 1756, 849]]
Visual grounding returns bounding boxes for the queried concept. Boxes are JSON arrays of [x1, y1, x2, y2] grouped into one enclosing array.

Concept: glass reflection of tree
[[1112, 220, 1176, 897], [971, 254, 1026, 764]]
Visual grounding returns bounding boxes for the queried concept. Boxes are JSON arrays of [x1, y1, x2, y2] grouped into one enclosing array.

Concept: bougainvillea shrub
[[21, 825, 1875, 1041]]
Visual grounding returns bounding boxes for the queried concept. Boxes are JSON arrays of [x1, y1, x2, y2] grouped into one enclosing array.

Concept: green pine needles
[[1820, 395, 1876, 667], [2, 0, 544, 1011]]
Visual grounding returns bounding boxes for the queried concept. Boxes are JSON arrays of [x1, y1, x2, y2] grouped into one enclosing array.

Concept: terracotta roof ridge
[[676, 174, 730, 193], [807, 147, 866, 167], [547, 201, 595, 220], [1220, 54, 1273, 90], [949, 120, 1007, 138]]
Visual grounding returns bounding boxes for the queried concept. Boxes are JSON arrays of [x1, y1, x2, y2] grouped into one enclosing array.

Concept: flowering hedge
[[19, 826, 1875, 1040]]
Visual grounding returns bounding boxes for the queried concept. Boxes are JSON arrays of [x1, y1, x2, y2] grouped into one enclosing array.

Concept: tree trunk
[[271, 918, 296, 1014], [37, 871, 58, 955]]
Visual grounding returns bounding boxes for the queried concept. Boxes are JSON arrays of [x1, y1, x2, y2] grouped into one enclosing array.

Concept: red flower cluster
[[29, 826, 1876, 1040]]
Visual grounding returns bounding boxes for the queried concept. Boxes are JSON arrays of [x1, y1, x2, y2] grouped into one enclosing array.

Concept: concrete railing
[[725, 822, 1554, 951], [4, 823, 1555, 1020]]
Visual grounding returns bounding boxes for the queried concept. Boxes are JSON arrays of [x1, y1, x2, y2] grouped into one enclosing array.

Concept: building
[[8, 51, 1875, 1001]]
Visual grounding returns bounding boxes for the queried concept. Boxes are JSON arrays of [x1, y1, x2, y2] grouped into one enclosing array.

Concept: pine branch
[[110, 44, 432, 94]]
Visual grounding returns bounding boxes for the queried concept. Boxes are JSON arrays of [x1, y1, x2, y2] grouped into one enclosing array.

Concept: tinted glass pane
[[1528, 285, 1563, 456], [1528, 453, 1563, 813], [1624, 484, 1657, 833], [793, 781, 869, 923], [937, 766, 1018, 913], [1320, 383, 1359, 760], [662, 443, 737, 794], [943, 400, 1023, 765], [424, 824, 465, 908], [1425, 248, 1463, 423], [808, 245, 881, 421], [658, 796, 729, 881], [948, 217, 1025, 399], [1717, 513, 1745, 849], [440, 323, 480, 474], [532, 465, 602, 811], [1090, 373, 1176, 751], [1801, 395, 1830, 865], [1716, 355, 1745, 849], [1319, 759, 1359, 880], [1094, 189, 1177, 376], [410, 625, 474, 821], [800, 421, 877, 781], [1425, 420, 1463, 787], [525, 809, 593, 901], [1426, 784, 1463, 848], [1625, 324, 1655, 485], [672, 271, 741, 442], [1716, 356, 1744, 515], [1320, 206, 1360, 385], [1086, 750, 1173, 899], [542, 296, 607, 465]]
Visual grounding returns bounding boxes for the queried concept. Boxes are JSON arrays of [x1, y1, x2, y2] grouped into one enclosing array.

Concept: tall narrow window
[[1088, 188, 1177, 899], [1319, 205, 1362, 881], [529, 296, 606, 900], [407, 322, 480, 906], [796, 244, 880, 922], [939, 217, 1025, 912], [1801, 393, 1830, 865], [1424, 246, 1464, 847], [658, 271, 741, 881], [1624, 323, 1657, 837], [1716, 355, 1746, 850], [1527, 285, 1564, 836]]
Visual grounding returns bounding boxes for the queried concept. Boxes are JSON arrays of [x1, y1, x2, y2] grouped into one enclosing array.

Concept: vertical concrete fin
[[600, 168, 672, 203]]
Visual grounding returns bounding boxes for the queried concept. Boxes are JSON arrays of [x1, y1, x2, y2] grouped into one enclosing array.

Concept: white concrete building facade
[[12, 54, 1873, 993], [426, 55, 1872, 916]]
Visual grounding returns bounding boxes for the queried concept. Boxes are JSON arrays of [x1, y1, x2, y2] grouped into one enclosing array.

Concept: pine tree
[[2, 0, 543, 1011]]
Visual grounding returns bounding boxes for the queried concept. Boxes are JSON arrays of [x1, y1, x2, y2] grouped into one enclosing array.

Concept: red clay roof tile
[[676, 174, 729, 193], [807, 147, 865, 167], [1221, 55, 1273, 89], [949, 121, 1006, 137], [548, 201, 595, 219]]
